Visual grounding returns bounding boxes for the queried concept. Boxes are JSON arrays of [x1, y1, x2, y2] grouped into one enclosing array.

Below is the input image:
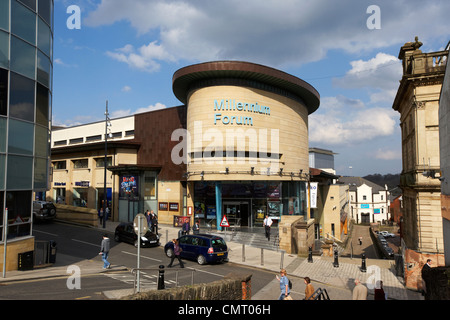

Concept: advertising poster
[[310, 182, 318, 208]]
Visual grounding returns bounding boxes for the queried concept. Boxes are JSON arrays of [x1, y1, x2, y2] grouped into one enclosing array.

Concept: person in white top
[[263, 215, 273, 241]]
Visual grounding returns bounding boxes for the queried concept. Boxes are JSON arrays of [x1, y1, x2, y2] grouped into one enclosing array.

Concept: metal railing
[[307, 288, 330, 300], [130, 267, 196, 293]]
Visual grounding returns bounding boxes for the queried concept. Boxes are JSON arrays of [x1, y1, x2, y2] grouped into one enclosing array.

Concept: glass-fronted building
[[0, 0, 53, 270]]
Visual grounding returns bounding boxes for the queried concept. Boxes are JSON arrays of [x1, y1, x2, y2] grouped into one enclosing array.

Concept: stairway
[[210, 228, 280, 251]]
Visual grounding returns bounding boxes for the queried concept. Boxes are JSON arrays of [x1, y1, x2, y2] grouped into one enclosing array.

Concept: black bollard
[[157, 264, 165, 290], [361, 254, 367, 272], [333, 249, 339, 268], [308, 246, 313, 263]]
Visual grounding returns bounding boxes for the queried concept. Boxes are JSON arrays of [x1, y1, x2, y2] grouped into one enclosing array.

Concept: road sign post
[[220, 215, 230, 240], [133, 213, 148, 292]]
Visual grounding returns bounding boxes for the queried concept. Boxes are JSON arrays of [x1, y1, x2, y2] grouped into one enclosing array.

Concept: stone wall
[[122, 273, 252, 300], [55, 204, 98, 227]]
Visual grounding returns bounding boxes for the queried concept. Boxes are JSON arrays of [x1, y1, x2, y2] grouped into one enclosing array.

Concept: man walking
[[99, 234, 111, 269], [352, 279, 367, 300], [263, 215, 273, 241]]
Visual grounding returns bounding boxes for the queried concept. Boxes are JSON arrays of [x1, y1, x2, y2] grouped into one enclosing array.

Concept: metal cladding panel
[[134, 106, 187, 180]]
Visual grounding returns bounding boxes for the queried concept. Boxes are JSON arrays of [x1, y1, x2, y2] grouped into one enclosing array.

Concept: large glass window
[[5, 190, 32, 239], [7, 154, 33, 189], [0, 117, 6, 152], [38, 0, 52, 28], [0, 154, 5, 189], [38, 17, 51, 58], [0, 0, 9, 32], [8, 118, 34, 155], [10, 36, 35, 79], [0, 68, 7, 116], [34, 124, 48, 157], [36, 82, 49, 127], [144, 171, 157, 200], [37, 49, 50, 87], [10, 71, 35, 121], [11, 0, 36, 45], [34, 157, 48, 190], [0, 30, 8, 69]]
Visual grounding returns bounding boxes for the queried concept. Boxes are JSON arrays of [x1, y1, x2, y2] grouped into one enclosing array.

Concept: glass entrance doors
[[223, 201, 250, 227]]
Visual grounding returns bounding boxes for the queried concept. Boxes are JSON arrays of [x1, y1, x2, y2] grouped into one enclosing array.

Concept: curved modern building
[[173, 61, 319, 228], [1, 0, 53, 271]]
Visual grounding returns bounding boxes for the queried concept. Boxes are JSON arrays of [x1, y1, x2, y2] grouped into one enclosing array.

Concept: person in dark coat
[[99, 234, 111, 269], [167, 239, 184, 268], [421, 259, 432, 299]]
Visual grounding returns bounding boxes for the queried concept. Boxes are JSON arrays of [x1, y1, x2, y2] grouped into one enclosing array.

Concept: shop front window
[[73, 187, 88, 207]]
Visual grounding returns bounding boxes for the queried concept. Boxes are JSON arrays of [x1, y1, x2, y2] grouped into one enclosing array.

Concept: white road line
[[121, 250, 162, 262], [72, 239, 100, 247], [33, 229, 58, 237]]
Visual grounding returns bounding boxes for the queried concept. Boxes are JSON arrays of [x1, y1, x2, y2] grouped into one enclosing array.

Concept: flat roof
[[172, 61, 320, 114]]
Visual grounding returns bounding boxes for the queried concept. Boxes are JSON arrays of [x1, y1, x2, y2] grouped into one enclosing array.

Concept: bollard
[[308, 246, 313, 263], [361, 253, 367, 272], [261, 248, 264, 266], [333, 249, 339, 268], [242, 243, 245, 262], [157, 265, 165, 290]]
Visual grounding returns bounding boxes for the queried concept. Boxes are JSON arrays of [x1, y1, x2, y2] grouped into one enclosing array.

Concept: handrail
[[306, 287, 330, 300]]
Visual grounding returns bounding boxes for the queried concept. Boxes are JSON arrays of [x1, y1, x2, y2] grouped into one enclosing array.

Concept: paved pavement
[[0, 220, 423, 300]]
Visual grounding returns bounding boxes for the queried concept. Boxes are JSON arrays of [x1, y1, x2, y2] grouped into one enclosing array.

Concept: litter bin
[[18, 251, 34, 271], [49, 240, 57, 263]]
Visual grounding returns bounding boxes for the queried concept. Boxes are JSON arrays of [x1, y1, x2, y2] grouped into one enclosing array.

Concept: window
[[38, 0, 52, 29], [0, 117, 5, 153], [9, 72, 35, 122], [125, 130, 134, 137], [95, 157, 112, 168], [363, 195, 367, 201], [34, 125, 48, 157], [34, 157, 48, 189], [8, 118, 34, 155], [0, 31, 8, 69], [53, 160, 66, 170], [5, 190, 32, 239], [144, 171, 157, 199], [73, 159, 88, 169], [11, 36, 36, 79], [37, 17, 51, 58], [11, 0, 36, 45], [7, 155, 33, 189], [37, 50, 51, 88], [86, 135, 101, 142], [0, 0, 9, 31], [69, 137, 83, 144], [0, 68, 7, 116], [53, 140, 67, 146], [36, 83, 50, 127]]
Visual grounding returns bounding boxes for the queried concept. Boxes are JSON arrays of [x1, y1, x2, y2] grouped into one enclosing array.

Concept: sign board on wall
[[310, 182, 318, 208], [159, 202, 168, 211]]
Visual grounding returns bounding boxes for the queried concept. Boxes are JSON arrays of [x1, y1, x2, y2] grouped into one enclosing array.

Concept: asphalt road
[[1, 221, 277, 300]]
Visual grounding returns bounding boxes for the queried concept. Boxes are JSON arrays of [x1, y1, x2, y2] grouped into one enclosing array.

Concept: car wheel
[[197, 254, 207, 265], [166, 248, 174, 258]]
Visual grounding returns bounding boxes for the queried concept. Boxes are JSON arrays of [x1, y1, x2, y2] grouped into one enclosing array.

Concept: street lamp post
[[103, 101, 111, 228]]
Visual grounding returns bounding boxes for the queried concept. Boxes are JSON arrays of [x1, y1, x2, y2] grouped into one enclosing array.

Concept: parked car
[[164, 234, 228, 265], [380, 231, 395, 238], [114, 222, 160, 247], [384, 246, 394, 257], [33, 201, 57, 222]]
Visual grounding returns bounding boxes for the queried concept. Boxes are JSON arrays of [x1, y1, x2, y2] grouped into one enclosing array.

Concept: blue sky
[[51, 0, 450, 177]]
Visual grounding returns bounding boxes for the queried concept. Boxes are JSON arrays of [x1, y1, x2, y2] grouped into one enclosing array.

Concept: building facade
[[172, 61, 319, 231], [439, 49, 450, 266], [392, 38, 447, 289], [338, 176, 389, 225], [1, 0, 54, 271]]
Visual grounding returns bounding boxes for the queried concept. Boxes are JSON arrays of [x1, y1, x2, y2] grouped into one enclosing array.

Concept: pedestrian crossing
[[103, 270, 178, 289]]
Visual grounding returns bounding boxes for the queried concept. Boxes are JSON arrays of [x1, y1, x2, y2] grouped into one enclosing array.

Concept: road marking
[[33, 229, 58, 236], [121, 250, 162, 262], [72, 239, 100, 247]]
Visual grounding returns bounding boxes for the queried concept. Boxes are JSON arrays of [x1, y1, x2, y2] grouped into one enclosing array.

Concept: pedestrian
[[352, 279, 367, 300], [358, 236, 362, 245], [99, 234, 111, 269], [105, 206, 110, 221], [145, 210, 152, 230], [263, 214, 273, 241], [193, 220, 200, 235], [98, 207, 104, 226], [150, 210, 158, 234], [421, 258, 432, 299], [304, 277, 315, 300], [374, 280, 386, 300], [182, 220, 190, 235], [276, 269, 291, 300], [167, 239, 184, 268]]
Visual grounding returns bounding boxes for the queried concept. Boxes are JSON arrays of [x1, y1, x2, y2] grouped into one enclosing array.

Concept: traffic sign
[[220, 215, 230, 227], [133, 213, 148, 237]]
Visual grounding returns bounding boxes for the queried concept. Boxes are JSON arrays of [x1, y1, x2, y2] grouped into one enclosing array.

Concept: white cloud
[[84, 0, 450, 71], [374, 149, 401, 160], [121, 85, 132, 92], [135, 102, 167, 114], [309, 95, 397, 145], [333, 53, 402, 91]]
